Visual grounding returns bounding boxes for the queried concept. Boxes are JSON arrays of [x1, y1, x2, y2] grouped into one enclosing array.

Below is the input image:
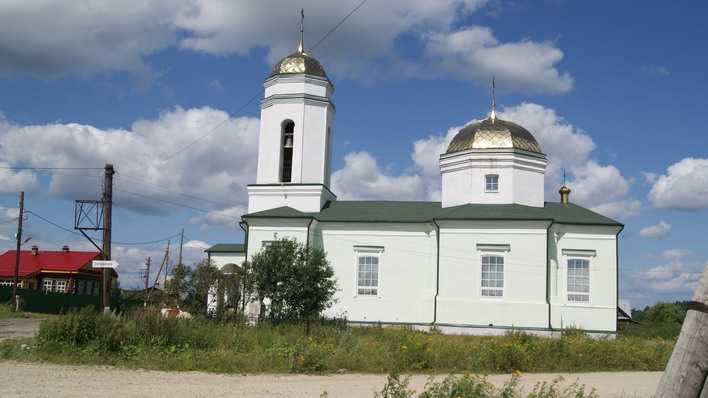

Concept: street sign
[[92, 260, 118, 269]]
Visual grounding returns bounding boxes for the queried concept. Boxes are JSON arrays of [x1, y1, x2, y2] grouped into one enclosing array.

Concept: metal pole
[[101, 164, 114, 312], [143, 257, 151, 307], [12, 191, 24, 311]]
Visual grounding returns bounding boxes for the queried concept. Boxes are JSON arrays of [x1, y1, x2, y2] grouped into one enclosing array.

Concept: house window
[[43, 279, 53, 292], [356, 252, 379, 296], [567, 258, 590, 303], [281, 120, 295, 183], [485, 174, 499, 192], [55, 279, 67, 293], [481, 255, 504, 297], [0, 280, 13, 287]]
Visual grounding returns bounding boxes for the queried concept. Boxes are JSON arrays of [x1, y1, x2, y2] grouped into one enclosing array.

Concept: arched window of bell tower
[[280, 120, 295, 183]]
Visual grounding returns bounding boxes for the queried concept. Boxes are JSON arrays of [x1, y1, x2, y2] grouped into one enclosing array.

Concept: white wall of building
[[209, 252, 245, 270], [436, 220, 551, 329], [317, 222, 437, 324], [549, 224, 620, 332], [440, 150, 547, 208]]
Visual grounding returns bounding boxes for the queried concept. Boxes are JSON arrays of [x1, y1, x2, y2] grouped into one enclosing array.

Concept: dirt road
[[0, 318, 41, 341], [0, 361, 659, 397]]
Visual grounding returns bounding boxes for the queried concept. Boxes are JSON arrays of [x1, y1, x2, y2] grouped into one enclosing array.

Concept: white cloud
[[0, 0, 180, 80], [641, 171, 658, 185], [634, 261, 702, 294], [331, 151, 425, 200], [189, 206, 246, 229], [0, 1, 572, 93], [0, 107, 259, 224], [648, 158, 708, 210], [640, 65, 670, 76], [662, 249, 691, 260], [424, 27, 573, 93], [183, 240, 210, 250], [639, 221, 671, 239]]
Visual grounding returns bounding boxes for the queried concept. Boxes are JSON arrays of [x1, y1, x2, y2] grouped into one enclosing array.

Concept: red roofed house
[[0, 245, 112, 295]]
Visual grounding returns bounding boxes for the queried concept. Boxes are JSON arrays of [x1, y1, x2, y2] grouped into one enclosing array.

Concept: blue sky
[[0, 0, 706, 308]]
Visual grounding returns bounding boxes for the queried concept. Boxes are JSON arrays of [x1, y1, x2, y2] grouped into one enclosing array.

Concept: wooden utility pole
[[143, 257, 151, 307], [163, 242, 171, 287], [178, 228, 184, 267], [656, 264, 708, 397], [101, 163, 114, 312], [12, 191, 24, 310]]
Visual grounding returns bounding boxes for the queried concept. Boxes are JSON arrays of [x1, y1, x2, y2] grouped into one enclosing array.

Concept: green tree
[[165, 263, 190, 306], [188, 259, 222, 316], [249, 238, 336, 332]]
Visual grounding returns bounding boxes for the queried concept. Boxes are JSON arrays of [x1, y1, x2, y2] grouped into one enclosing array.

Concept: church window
[[485, 174, 499, 192], [355, 247, 383, 296], [281, 120, 295, 183], [567, 258, 590, 303], [481, 255, 504, 297]]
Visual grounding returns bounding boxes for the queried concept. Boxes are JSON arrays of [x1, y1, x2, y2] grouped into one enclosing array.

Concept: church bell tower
[[247, 11, 336, 213]]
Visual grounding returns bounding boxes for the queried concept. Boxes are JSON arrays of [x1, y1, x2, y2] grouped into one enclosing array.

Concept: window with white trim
[[356, 252, 379, 296], [0, 280, 13, 287], [55, 279, 68, 293], [485, 174, 499, 192], [567, 258, 590, 303], [481, 255, 504, 297], [43, 279, 53, 292]]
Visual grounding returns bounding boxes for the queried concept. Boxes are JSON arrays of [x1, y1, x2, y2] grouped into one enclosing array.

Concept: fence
[[0, 286, 99, 314]]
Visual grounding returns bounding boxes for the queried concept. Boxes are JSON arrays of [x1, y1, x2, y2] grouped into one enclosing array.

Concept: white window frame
[[480, 254, 505, 298], [485, 174, 499, 193], [566, 257, 591, 304], [354, 246, 383, 298], [43, 278, 54, 292]]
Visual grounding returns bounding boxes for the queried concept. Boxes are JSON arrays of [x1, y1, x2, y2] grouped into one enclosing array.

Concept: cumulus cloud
[[640, 65, 670, 76], [639, 221, 671, 239], [662, 249, 691, 260], [424, 26, 573, 93], [331, 152, 425, 200], [634, 261, 702, 294], [648, 158, 708, 210], [0, 0, 180, 79], [189, 206, 247, 229], [0, 107, 259, 224], [0, 1, 571, 92]]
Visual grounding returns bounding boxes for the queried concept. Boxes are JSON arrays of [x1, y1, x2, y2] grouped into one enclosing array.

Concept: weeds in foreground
[[376, 373, 598, 398], [0, 308, 673, 374]]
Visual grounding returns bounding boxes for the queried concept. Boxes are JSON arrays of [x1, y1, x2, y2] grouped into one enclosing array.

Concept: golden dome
[[445, 117, 543, 155], [269, 51, 328, 79]]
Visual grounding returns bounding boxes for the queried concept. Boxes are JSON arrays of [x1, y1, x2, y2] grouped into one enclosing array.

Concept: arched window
[[281, 120, 295, 183]]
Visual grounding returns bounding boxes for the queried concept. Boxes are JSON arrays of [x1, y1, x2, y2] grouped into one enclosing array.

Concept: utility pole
[[143, 257, 151, 307], [101, 163, 114, 312], [12, 191, 24, 311], [163, 242, 171, 287], [178, 228, 184, 267]]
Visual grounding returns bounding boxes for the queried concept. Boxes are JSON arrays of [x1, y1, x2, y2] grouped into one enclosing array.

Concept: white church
[[207, 30, 624, 336]]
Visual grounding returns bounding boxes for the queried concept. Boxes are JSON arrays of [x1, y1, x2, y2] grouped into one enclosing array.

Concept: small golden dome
[[445, 117, 543, 155], [269, 51, 328, 80]]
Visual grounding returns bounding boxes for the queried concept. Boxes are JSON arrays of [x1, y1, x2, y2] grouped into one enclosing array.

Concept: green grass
[[0, 302, 53, 319], [0, 309, 674, 374]]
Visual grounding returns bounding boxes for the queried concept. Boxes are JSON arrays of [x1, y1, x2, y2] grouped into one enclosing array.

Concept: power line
[[114, 174, 235, 209], [114, 187, 212, 214], [25, 209, 182, 246], [159, 0, 369, 163], [310, 0, 369, 53], [0, 166, 103, 170]]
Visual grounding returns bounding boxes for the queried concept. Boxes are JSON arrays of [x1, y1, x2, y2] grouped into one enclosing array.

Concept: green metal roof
[[205, 243, 245, 253], [243, 201, 622, 226]]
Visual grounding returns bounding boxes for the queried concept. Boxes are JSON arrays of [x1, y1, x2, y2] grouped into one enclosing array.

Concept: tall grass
[[4, 308, 673, 374]]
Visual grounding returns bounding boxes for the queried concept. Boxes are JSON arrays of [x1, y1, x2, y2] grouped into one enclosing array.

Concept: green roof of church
[[205, 243, 245, 253], [243, 201, 622, 226]]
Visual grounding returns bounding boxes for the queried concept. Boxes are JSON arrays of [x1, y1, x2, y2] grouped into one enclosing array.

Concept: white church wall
[[264, 75, 332, 98], [319, 222, 437, 324], [440, 150, 546, 208], [246, 218, 311, 256], [300, 103, 333, 184], [436, 220, 551, 329], [247, 183, 335, 213], [549, 224, 620, 332]]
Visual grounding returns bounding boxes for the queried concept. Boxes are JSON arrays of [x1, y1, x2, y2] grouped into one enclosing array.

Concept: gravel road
[[0, 318, 41, 341], [0, 361, 660, 397]]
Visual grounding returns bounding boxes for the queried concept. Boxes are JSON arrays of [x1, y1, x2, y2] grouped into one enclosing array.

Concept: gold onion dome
[[269, 51, 328, 80], [445, 116, 543, 155]]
